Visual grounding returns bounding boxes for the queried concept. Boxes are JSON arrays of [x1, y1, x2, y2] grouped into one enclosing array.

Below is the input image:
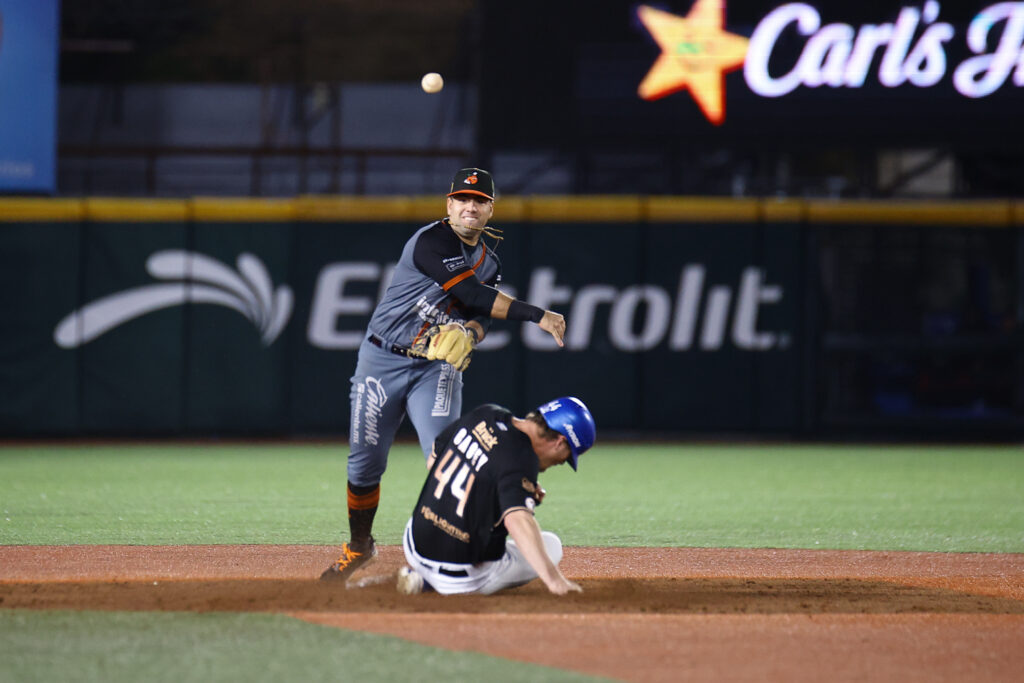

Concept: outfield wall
[[2, 197, 1021, 438]]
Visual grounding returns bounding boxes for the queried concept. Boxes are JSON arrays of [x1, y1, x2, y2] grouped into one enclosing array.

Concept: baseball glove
[[416, 323, 476, 371]]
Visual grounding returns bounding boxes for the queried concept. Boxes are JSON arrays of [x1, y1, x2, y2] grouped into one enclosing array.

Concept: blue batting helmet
[[537, 396, 596, 470]]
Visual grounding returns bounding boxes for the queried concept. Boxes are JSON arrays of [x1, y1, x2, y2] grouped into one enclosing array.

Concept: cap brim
[[447, 189, 494, 200]]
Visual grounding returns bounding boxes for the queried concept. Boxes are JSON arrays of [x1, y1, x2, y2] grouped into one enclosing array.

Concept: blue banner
[[0, 0, 58, 194]]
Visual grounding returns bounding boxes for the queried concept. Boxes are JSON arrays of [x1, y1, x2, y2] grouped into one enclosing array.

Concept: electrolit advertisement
[[0, 0, 59, 194]]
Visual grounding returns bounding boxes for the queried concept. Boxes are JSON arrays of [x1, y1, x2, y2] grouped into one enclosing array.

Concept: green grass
[[0, 610, 606, 683], [1, 442, 1022, 552], [543, 444, 1024, 552], [2, 442, 1022, 682]]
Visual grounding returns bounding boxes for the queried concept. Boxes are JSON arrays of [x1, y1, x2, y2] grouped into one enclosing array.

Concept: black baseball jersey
[[410, 404, 541, 564], [366, 219, 502, 349]]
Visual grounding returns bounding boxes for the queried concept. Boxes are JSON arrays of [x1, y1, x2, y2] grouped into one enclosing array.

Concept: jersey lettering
[[471, 421, 498, 450], [451, 427, 490, 471], [453, 428, 471, 451], [419, 504, 470, 542]]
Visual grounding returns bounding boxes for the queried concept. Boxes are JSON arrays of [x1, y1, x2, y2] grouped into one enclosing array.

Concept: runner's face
[[538, 436, 572, 472]]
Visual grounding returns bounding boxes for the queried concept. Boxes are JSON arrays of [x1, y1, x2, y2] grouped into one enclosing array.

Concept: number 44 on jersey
[[432, 424, 492, 518]]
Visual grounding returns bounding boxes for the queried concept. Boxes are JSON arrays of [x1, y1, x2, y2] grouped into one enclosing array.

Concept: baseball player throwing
[[397, 396, 595, 595], [321, 168, 567, 583]]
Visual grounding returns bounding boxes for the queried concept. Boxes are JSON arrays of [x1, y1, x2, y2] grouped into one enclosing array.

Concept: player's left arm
[[462, 251, 501, 342], [412, 226, 500, 315], [414, 231, 563, 345], [503, 509, 582, 595]]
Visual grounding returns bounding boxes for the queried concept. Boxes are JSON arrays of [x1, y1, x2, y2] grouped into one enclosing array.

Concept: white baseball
[[421, 72, 444, 94]]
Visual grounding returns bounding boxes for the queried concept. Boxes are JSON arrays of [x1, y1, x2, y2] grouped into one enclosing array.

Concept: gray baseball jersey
[[367, 220, 501, 349], [347, 219, 502, 488]]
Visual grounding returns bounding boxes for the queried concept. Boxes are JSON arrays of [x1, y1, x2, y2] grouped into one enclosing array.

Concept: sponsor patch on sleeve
[[443, 256, 466, 272]]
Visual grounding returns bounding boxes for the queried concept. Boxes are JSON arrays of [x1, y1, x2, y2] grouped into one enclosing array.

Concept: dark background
[[477, 0, 1024, 195], [4, 1, 1014, 440], [59, 0, 1024, 198]]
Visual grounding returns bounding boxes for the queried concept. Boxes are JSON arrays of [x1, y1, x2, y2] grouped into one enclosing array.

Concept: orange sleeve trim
[[348, 486, 381, 511], [472, 246, 487, 270], [442, 269, 475, 291]]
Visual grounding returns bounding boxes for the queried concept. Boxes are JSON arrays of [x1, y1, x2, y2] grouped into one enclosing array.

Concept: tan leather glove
[[425, 323, 475, 371]]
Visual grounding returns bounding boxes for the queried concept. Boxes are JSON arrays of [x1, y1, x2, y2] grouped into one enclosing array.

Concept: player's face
[[538, 436, 573, 472], [447, 194, 494, 240]]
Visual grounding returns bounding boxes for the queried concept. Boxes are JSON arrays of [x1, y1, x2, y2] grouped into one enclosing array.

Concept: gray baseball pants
[[347, 336, 463, 486]]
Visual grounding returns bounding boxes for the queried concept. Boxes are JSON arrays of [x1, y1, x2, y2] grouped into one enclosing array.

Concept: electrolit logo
[[54, 251, 293, 348], [54, 258, 790, 355]]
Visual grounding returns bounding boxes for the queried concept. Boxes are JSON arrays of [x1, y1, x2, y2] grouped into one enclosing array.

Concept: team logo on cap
[[539, 400, 560, 414], [464, 172, 479, 185]]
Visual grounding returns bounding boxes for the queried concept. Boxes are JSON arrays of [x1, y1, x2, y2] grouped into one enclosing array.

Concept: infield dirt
[[3, 545, 1023, 682]]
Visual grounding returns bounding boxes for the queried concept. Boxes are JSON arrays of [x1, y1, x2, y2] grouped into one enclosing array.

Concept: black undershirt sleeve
[[412, 223, 543, 322], [413, 224, 501, 313], [506, 299, 545, 323], [447, 278, 500, 312]]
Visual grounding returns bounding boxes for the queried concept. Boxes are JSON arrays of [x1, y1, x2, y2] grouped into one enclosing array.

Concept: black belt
[[417, 559, 469, 577], [368, 334, 416, 358], [438, 566, 469, 577]]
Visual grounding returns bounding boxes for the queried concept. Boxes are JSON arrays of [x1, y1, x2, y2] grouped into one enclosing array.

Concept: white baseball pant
[[402, 519, 563, 595]]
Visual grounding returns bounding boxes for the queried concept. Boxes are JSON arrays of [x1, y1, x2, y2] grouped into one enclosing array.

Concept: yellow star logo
[[637, 1, 749, 125]]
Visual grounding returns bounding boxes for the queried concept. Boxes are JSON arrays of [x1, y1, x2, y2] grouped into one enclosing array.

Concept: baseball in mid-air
[[421, 72, 444, 94]]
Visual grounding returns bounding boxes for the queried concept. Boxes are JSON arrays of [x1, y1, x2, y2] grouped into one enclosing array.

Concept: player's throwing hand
[[539, 311, 566, 347]]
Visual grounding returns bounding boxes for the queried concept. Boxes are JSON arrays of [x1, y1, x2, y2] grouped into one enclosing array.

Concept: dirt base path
[[3, 545, 1023, 682]]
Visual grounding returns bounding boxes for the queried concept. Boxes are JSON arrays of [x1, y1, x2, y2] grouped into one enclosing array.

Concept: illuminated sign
[[638, 1, 1024, 124], [636, 0, 749, 124]]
